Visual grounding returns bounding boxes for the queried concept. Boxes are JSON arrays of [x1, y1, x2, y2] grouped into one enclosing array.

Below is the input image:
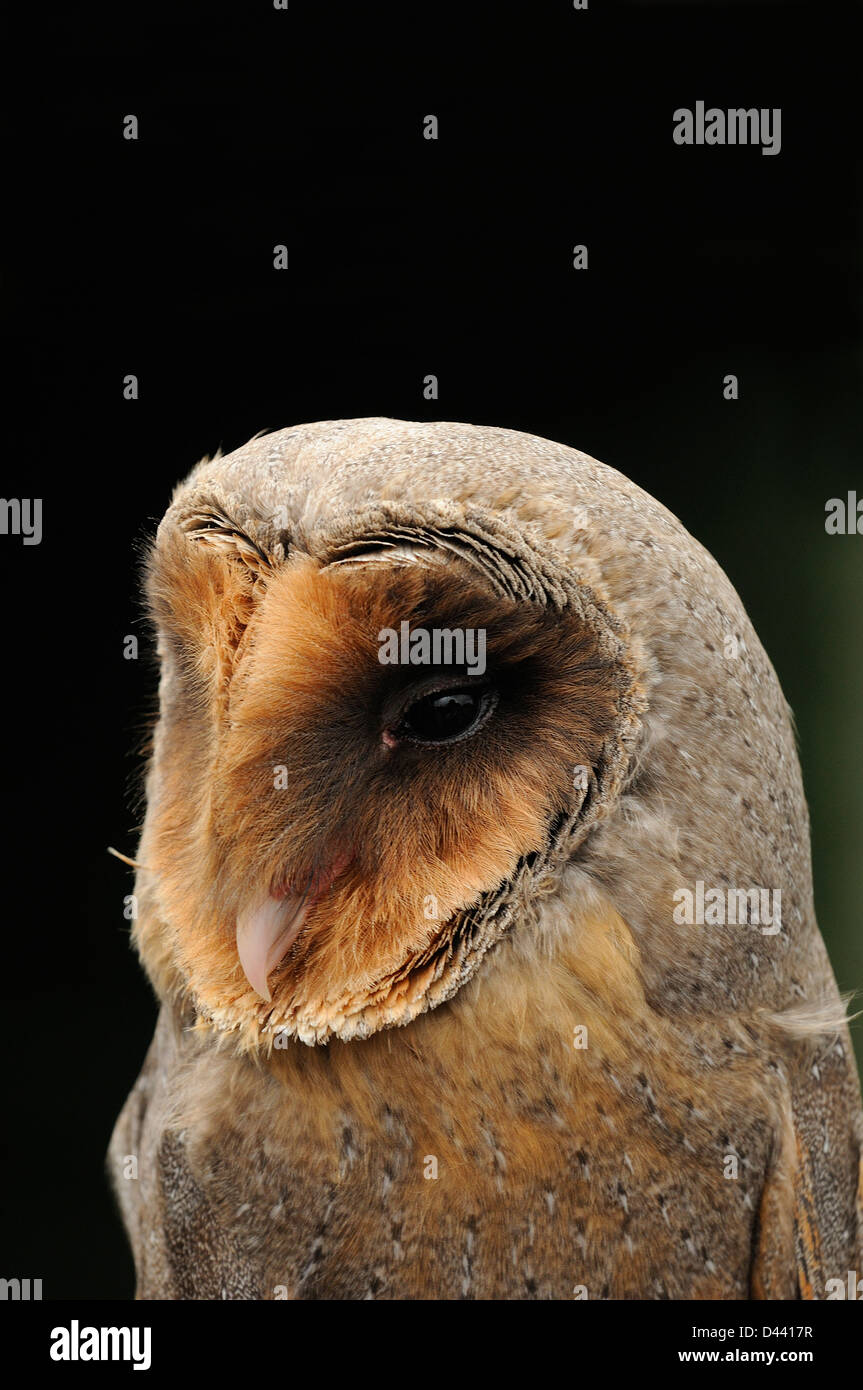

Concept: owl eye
[[394, 684, 497, 745]]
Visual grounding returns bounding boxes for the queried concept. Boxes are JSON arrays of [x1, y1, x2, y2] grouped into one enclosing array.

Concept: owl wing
[[108, 1008, 260, 1299], [751, 1021, 863, 1299]]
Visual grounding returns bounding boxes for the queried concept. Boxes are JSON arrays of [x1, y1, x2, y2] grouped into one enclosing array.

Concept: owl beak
[[237, 849, 356, 1001], [236, 891, 311, 1002]]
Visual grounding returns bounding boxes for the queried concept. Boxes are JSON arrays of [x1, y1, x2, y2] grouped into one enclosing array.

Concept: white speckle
[[544, 1190, 556, 1216]]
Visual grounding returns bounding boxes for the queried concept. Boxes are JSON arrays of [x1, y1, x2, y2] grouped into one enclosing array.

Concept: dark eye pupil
[[402, 689, 482, 741]]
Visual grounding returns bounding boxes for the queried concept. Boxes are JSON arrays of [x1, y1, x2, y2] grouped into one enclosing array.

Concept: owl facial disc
[[140, 481, 643, 1047]]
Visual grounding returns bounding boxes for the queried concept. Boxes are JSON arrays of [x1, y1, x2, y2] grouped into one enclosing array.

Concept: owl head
[[133, 418, 819, 1052], [133, 422, 648, 1048]]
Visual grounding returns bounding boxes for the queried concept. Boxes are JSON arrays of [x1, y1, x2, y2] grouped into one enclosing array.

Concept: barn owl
[[110, 417, 863, 1300]]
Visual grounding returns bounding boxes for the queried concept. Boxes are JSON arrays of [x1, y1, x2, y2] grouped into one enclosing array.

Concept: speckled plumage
[[110, 418, 863, 1299]]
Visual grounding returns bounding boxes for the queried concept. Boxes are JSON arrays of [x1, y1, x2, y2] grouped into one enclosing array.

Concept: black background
[[3, 0, 861, 1301]]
